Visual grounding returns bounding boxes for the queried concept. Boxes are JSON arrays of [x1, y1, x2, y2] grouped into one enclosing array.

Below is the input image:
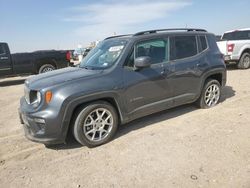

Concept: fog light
[[34, 118, 45, 124]]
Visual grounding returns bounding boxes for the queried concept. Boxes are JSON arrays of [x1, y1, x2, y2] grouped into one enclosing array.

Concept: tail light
[[227, 44, 235, 53], [66, 51, 71, 61]]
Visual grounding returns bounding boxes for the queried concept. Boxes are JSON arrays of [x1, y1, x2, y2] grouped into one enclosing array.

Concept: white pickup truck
[[217, 28, 250, 69]]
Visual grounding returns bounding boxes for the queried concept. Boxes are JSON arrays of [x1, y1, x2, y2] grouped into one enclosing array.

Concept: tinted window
[[135, 39, 168, 64], [171, 36, 197, 60], [222, 30, 250, 40], [199, 36, 208, 51], [0, 45, 5, 55]]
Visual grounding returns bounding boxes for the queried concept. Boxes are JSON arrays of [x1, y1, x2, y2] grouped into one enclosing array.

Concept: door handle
[[0, 57, 8, 60]]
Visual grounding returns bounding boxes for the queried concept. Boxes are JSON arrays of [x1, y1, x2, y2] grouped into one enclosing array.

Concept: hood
[[25, 67, 102, 90]]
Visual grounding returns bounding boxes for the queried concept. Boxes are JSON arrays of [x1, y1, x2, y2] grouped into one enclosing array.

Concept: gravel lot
[[0, 68, 250, 188]]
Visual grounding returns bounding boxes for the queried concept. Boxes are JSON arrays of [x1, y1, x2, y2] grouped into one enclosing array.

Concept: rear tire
[[73, 101, 118, 147], [196, 79, 221, 109], [38, 64, 56, 74], [237, 53, 250, 69]]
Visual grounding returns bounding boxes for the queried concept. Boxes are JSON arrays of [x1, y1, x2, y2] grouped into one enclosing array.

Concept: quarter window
[[126, 50, 135, 67], [170, 36, 198, 60], [199, 36, 208, 51]]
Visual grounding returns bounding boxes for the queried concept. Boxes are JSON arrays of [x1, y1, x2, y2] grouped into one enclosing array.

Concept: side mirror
[[134, 56, 151, 69]]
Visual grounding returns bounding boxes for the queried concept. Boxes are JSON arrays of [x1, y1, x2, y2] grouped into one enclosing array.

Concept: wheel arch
[[205, 73, 223, 86], [36, 59, 58, 73], [71, 97, 123, 124], [197, 68, 226, 100], [240, 48, 250, 57], [61, 93, 126, 141]]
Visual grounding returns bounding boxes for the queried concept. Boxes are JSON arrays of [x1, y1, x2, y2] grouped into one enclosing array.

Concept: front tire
[[237, 52, 250, 69], [197, 79, 221, 109], [38, 64, 56, 74], [73, 101, 118, 147]]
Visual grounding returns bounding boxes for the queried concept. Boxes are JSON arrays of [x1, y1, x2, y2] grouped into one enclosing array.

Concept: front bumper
[[19, 98, 67, 145]]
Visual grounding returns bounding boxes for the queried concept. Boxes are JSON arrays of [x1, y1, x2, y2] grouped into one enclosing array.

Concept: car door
[[167, 35, 203, 105], [122, 38, 173, 118], [11, 53, 34, 74], [0, 43, 12, 76]]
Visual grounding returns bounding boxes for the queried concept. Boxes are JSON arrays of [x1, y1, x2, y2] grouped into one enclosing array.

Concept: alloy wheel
[[204, 84, 220, 107], [83, 108, 113, 142], [243, 55, 250, 68], [42, 67, 54, 73]]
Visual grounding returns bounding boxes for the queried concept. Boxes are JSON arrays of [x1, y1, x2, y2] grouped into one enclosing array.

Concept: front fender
[[60, 91, 127, 139]]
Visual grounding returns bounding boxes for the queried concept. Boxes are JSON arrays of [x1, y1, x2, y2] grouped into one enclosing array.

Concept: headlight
[[36, 91, 42, 105], [30, 91, 42, 107], [24, 85, 42, 107]]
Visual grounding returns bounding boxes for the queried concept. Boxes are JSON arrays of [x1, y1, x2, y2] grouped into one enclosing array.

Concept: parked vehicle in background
[[73, 47, 92, 62], [83, 48, 92, 56], [19, 28, 226, 147], [0, 42, 73, 77], [217, 28, 250, 69], [215, 35, 222, 41]]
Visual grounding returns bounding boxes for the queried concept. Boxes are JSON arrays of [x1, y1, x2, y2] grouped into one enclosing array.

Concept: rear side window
[[170, 36, 198, 60], [199, 36, 208, 51], [222, 30, 250, 40]]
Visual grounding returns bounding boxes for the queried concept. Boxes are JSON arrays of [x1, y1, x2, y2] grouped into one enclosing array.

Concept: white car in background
[[217, 28, 250, 69], [73, 47, 92, 62]]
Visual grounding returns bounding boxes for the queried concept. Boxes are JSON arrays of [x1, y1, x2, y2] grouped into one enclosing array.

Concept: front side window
[[170, 35, 198, 60], [135, 39, 168, 65], [80, 39, 127, 70]]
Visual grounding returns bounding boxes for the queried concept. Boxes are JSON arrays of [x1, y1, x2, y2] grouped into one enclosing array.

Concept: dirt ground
[[0, 68, 249, 188]]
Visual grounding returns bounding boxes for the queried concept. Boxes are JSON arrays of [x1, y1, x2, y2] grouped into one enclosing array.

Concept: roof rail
[[105, 34, 132, 40], [133, 28, 207, 36]]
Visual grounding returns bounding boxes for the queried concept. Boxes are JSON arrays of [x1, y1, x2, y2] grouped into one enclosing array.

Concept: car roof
[[105, 28, 210, 41]]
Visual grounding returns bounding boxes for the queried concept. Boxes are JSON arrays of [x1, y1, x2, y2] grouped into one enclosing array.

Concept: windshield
[[222, 30, 250, 41], [80, 39, 127, 70]]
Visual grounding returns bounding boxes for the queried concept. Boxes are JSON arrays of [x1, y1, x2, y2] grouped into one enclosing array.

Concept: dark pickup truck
[[0, 42, 72, 77]]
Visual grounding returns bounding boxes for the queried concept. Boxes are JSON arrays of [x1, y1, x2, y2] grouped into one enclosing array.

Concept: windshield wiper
[[81, 65, 95, 70], [80, 65, 89, 69]]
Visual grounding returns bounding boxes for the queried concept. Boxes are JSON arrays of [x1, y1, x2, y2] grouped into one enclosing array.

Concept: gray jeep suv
[[19, 28, 226, 147]]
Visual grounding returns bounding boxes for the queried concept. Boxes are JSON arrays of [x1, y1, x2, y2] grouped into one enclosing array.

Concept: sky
[[1, 0, 250, 53]]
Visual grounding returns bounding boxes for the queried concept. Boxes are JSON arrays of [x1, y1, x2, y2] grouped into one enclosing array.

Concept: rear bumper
[[224, 54, 240, 63]]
